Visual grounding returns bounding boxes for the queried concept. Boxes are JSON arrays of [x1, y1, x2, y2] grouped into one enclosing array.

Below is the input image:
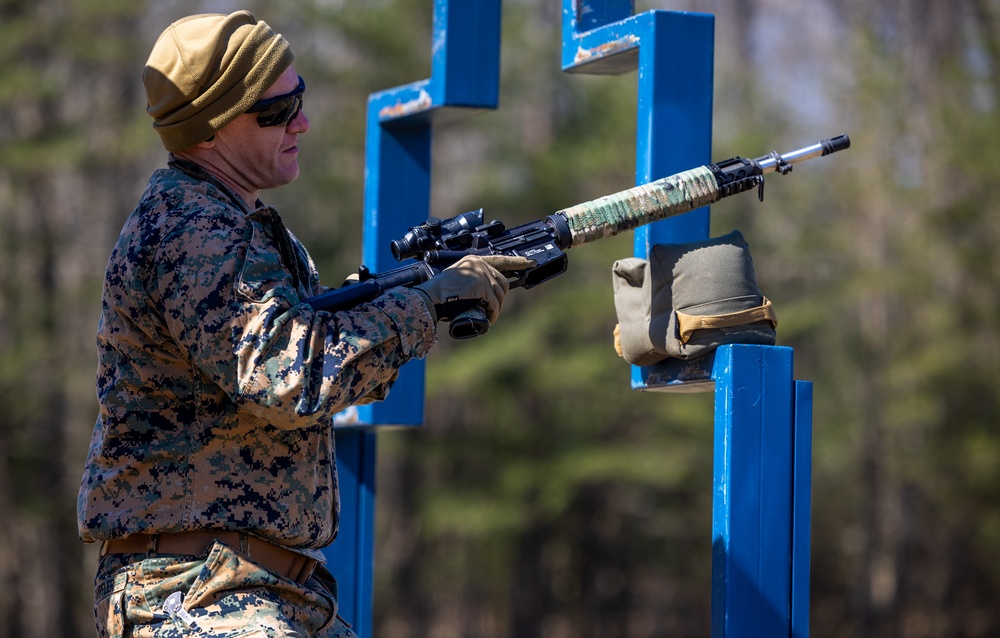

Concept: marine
[[78, 10, 530, 637]]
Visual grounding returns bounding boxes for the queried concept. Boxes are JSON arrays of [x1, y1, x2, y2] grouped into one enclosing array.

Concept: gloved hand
[[414, 254, 535, 324], [478, 254, 537, 276]]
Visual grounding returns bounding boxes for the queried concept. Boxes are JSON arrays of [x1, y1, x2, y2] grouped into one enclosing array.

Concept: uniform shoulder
[[130, 166, 254, 247], [143, 167, 247, 223]]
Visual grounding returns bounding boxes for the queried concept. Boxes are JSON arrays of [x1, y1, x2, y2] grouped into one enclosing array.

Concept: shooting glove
[[414, 254, 534, 324], [478, 254, 536, 276]]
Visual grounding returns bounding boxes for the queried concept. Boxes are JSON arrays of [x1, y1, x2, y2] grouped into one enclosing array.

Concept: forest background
[[1, 0, 998, 637]]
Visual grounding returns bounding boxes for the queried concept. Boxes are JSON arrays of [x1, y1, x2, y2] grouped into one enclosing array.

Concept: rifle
[[306, 134, 850, 339]]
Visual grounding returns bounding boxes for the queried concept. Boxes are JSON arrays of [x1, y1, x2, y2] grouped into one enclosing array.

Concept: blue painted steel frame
[[563, 3, 813, 637], [359, 0, 503, 428], [324, 2, 502, 637], [561, 2, 715, 390]]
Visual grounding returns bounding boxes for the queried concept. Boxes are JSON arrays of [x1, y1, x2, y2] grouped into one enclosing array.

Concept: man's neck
[[170, 151, 258, 209]]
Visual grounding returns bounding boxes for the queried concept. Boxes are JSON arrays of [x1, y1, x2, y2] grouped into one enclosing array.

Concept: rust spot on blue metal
[[573, 34, 639, 65], [378, 90, 434, 120]]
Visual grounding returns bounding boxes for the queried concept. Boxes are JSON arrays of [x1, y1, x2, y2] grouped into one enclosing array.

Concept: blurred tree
[[2, 0, 1000, 636]]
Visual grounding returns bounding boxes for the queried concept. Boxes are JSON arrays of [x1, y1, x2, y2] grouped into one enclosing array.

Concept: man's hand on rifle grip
[[414, 254, 534, 325]]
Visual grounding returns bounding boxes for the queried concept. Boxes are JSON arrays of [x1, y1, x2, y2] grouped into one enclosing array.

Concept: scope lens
[[390, 238, 411, 261]]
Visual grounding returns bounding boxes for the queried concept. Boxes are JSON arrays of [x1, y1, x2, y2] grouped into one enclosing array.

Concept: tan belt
[[100, 531, 318, 585]]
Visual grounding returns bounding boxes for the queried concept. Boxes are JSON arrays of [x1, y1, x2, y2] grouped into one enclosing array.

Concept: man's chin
[[265, 165, 301, 190]]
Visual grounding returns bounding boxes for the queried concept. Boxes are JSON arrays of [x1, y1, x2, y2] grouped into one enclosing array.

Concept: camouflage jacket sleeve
[[149, 178, 437, 430]]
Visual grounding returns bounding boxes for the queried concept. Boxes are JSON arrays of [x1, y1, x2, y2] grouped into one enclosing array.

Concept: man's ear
[[172, 134, 216, 161]]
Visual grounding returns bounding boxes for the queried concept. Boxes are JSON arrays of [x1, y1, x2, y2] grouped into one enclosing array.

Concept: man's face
[[211, 65, 310, 195]]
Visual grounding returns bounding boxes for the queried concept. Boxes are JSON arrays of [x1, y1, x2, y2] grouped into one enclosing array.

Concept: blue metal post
[[710, 346, 814, 638], [325, 428, 376, 632], [325, 2, 502, 637], [791, 380, 815, 638], [711, 345, 794, 637]]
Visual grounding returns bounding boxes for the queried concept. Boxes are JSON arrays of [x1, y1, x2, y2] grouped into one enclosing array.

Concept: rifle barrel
[[756, 134, 851, 175], [557, 134, 850, 249]]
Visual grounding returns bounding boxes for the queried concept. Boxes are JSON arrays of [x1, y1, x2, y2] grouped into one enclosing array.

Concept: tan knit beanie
[[143, 11, 293, 152]]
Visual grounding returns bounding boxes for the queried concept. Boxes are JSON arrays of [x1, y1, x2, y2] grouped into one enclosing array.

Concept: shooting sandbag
[[612, 230, 777, 365]]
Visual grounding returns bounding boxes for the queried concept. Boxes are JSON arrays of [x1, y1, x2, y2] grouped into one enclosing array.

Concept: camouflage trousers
[[94, 541, 357, 637]]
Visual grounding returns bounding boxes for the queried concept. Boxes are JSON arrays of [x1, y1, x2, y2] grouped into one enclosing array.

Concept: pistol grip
[[448, 307, 491, 339]]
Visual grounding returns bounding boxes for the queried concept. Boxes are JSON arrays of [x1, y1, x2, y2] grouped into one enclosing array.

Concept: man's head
[[143, 11, 293, 152], [191, 64, 309, 200]]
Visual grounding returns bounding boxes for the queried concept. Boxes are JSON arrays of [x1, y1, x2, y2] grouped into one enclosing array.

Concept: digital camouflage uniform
[[79, 160, 437, 636]]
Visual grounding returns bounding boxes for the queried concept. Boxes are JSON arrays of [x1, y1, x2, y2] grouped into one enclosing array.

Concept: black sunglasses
[[246, 76, 305, 127]]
